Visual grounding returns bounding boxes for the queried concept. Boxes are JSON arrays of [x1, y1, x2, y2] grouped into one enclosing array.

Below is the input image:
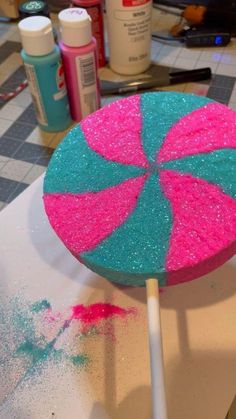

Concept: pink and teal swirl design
[[43, 92, 236, 287]]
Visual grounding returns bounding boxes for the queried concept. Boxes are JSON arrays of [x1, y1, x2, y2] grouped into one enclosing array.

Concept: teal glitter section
[[44, 125, 145, 194], [81, 173, 173, 287], [70, 354, 89, 367], [140, 92, 213, 163], [31, 299, 51, 313], [161, 148, 236, 199]]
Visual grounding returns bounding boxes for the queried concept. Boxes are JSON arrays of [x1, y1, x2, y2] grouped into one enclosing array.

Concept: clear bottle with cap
[[58, 8, 100, 122], [18, 16, 71, 132]]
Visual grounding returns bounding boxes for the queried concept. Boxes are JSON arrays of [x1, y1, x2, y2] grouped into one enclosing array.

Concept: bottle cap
[[18, 16, 55, 56], [19, 1, 49, 19], [58, 8, 92, 47]]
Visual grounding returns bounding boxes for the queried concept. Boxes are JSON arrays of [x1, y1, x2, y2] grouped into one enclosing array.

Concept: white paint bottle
[[105, 0, 152, 75]]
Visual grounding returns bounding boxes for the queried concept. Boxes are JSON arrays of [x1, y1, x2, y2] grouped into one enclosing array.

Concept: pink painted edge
[[167, 239, 236, 286], [159, 169, 236, 286]]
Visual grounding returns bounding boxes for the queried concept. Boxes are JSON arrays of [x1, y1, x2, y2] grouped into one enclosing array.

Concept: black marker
[[101, 67, 212, 95]]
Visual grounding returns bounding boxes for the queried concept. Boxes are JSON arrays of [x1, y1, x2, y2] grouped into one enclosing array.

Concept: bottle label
[[107, 0, 152, 71], [123, 0, 150, 6], [24, 63, 48, 126], [75, 52, 99, 119]]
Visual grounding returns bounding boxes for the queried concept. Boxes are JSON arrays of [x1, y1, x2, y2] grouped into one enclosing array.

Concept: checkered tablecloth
[[1, 9, 236, 211]]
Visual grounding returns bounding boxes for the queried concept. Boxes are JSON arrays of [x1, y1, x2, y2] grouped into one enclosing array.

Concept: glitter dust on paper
[[0, 296, 137, 407]]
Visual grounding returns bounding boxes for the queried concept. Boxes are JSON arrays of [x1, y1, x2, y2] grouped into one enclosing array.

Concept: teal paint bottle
[[18, 16, 71, 132]]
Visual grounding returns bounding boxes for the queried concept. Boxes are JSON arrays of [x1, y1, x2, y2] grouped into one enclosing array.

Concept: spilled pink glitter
[[71, 302, 137, 323]]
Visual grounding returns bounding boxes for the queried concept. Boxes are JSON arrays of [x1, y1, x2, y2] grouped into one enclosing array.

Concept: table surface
[[2, 171, 236, 419], [1, 6, 236, 419], [1, 7, 236, 209]]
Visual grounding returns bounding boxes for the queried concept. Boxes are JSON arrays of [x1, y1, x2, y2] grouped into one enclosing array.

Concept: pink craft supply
[[58, 8, 100, 122], [43, 92, 236, 287]]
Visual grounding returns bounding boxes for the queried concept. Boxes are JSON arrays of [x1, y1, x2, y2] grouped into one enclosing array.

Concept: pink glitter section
[[80, 95, 148, 167], [158, 102, 236, 163], [160, 170, 236, 285], [43, 176, 146, 253]]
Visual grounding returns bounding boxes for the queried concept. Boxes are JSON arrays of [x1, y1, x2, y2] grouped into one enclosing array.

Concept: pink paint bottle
[[58, 8, 100, 122], [71, 0, 106, 68]]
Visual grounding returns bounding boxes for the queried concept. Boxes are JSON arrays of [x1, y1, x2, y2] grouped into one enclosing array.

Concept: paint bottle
[[105, 0, 152, 75], [58, 8, 100, 122], [71, 0, 106, 68], [18, 16, 71, 132]]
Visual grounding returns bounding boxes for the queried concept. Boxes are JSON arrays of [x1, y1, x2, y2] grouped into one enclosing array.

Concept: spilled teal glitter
[[0, 298, 89, 405], [0, 295, 138, 414], [70, 354, 89, 367], [31, 299, 51, 313]]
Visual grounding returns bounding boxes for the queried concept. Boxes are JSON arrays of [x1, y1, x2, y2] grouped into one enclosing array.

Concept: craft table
[[1, 170, 236, 419], [1, 5, 236, 419], [2, 6, 236, 210]]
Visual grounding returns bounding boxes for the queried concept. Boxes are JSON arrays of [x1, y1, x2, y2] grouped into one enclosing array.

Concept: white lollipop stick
[[146, 278, 168, 419]]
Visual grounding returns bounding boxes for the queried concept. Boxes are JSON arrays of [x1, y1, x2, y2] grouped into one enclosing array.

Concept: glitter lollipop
[[43, 92, 236, 419]]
